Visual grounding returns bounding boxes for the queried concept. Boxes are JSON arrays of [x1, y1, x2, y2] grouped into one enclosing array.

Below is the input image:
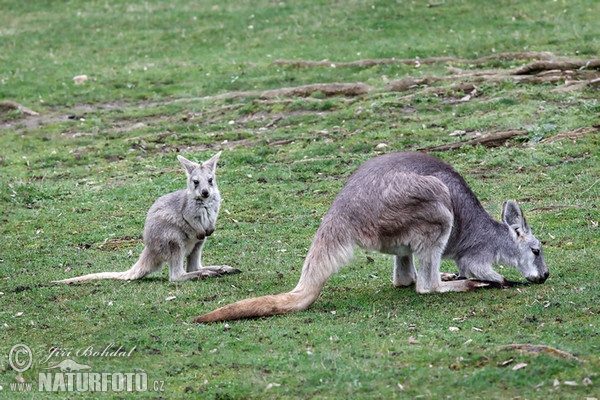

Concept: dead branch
[[386, 62, 599, 98], [0, 100, 40, 116], [422, 125, 598, 152], [386, 77, 442, 92], [262, 82, 373, 98], [273, 51, 557, 69], [252, 97, 356, 106], [552, 76, 600, 93], [511, 59, 600, 75], [421, 129, 527, 152], [498, 344, 580, 361], [206, 82, 373, 101], [540, 126, 600, 143], [390, 82, 478, 102]]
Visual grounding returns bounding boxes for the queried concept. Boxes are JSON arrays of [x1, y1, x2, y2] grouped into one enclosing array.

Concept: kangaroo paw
[[427, 279, 489, 293], [186, 270, 221, 279], [474, 279, 525, 289], [205, 265, 242, 275], [440, 272, 459, 281]]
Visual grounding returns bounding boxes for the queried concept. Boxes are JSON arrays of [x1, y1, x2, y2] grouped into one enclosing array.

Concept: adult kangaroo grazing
[[193, 152, 548, 323]]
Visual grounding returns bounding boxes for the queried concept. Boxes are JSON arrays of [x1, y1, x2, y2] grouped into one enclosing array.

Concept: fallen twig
[[422, 125, 598, 152], [511, 59, 600, 75], [421, 129, 527, 152], [540, 126, 600, 143], [498, 344, 580, 361], [207, 82, 373, 101], [273, 51, 558, 69], [0, 100, 40, 116]]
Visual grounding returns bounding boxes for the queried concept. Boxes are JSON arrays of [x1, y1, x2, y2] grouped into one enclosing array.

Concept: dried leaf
[[448, 326, 460, 331], [582, 377, 593, 386], [408, 336, 420, 344], [563, 381, 578, 386], [165, 296, 176, 301], [512, 363, 528, 371], [73, 75, 88, 84], [534, 382, 544, 389], [449, 129, 466, 137], [16, 375, 25, 383]]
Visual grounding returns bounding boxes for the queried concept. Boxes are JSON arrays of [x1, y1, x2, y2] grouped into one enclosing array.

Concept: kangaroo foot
[[423, 279, 489, 293], [474, 279, 526, 289], [440, 272, 459, 281], [203, 265, 242, 275]]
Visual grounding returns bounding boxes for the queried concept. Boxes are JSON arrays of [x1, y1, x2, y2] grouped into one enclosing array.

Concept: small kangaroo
[[55, 151, 240, 283], [193, 152, 548, 323]]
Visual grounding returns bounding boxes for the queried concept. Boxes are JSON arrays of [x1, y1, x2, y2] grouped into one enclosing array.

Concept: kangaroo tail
[[193, 286, 321, 322], [193, 221, 354, 323], [53, 248, 159, 284], [53, 271, 134, 284]]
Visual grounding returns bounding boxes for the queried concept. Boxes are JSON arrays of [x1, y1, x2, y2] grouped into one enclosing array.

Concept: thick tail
[[192, 287, 321, 323], [193, 220, 354, 323], [53, 248, 159, 284], [53, 270, 134, 284]]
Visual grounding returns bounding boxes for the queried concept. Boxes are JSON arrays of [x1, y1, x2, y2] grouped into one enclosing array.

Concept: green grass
[[1, 0, 599, 398]]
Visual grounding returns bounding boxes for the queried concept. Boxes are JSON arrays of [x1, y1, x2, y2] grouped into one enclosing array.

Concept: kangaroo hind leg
[[392, 251, 458, 288], [414, 243, 487, 293], [392, 254, 416, 287], [411, 194, 485, 293], [186, 241, 241, 276]]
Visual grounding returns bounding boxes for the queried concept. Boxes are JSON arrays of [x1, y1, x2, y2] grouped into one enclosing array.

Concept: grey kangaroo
[[193, 151, 548, 323], [55, 151, 240, 283]]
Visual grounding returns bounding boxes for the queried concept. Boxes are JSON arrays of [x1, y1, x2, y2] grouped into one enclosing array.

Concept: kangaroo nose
[[530, 270, 549, 284], [542, 270, 549, 281], [201, 189, 210, 198], [526, 269, 549, 284]]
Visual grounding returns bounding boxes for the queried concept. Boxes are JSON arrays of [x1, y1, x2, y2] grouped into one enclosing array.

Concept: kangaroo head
[[501, 200, 549, 283], [177, 151, 221, 201]]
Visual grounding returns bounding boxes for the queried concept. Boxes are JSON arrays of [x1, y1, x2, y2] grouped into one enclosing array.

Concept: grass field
[[1, 0, 599, 398]]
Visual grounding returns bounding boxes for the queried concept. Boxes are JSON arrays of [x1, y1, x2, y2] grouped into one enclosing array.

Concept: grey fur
[[295, 152, 549, 293], [55, 151, 240, 284], [193, 151, 549, 323]]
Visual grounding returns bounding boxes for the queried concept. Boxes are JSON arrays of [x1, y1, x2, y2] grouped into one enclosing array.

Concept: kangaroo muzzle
[[527, 269, 549, 284]]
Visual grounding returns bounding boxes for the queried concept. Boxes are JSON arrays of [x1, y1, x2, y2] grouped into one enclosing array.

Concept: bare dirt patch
[[3, 52, 597, 144]]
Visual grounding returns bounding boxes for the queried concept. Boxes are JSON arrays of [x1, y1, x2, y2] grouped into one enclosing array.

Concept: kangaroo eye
[[192, 179, 200, 187], [531, 248, 540, 256], [208, 177, 214, 185]]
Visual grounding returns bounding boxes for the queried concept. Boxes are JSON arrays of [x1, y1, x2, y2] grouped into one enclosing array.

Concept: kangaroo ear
[[502, 200, 530, 236], [203, 151, 222, 173], [177, 155, 198, 175]]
